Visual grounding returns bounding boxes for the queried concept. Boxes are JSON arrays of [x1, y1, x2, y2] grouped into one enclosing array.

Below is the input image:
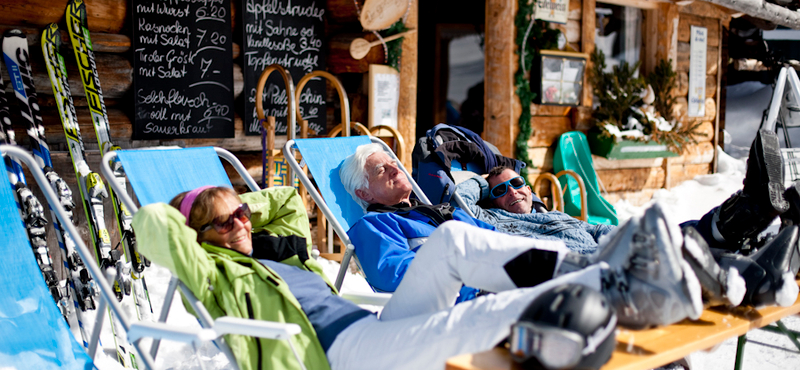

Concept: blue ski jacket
[[347, 206, 494, 294], [453, 175, 614, 255]]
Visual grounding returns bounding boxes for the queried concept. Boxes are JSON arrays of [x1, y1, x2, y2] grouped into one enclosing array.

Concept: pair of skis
[[35, 0, 153, 367], [0, 31, 97, 349]]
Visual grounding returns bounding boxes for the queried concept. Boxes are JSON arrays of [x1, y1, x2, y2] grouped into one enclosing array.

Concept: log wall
[[486, 0, 733, 207], [0, 0, 418, 257]]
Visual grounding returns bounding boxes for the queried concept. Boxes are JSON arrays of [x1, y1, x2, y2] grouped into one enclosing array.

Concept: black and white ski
[[0, 30, 95, 348], [38, 24, 135, 367], [65, 0, 153, 325]]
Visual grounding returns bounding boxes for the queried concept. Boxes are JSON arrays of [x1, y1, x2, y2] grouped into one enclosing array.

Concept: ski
[[39, 24, 134, 367], [65, 0, 153, 325], [0, 30, 96, 348]]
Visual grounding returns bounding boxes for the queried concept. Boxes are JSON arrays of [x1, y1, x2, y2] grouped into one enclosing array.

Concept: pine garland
[[383, 21, 408, 71], [590, 50, 705, 153], [514, 1, 559, 177]]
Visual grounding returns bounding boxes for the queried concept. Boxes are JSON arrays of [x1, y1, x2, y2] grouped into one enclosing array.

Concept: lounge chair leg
[[776, 320, 800, 351], [734, 335, 746, 370]]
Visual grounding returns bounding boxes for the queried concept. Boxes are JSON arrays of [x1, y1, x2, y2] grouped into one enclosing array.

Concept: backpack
[[412, 124, 526, 204]]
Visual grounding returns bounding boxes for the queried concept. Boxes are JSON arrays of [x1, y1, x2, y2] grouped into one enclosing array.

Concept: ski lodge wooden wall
[[0, 0, 419, 250], [485, 0, 731, 206], [0, 0, 732, 252]]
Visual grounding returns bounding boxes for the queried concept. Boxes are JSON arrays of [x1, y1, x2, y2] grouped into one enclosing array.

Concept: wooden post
[[263, 117, 276, 188], [713, 19, 723, 173], [484, 0, 519, 157], [397, 1, 418, 170], [657, 3, 679, 70], [582, 0, 596, 108]]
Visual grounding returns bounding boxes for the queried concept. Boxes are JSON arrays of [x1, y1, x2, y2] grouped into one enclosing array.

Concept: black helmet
[[510, 284, 617, 370]]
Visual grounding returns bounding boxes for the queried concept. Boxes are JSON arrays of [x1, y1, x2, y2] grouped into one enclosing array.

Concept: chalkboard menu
[[242, 0, 327, 136], [132, 0, 236, 139]]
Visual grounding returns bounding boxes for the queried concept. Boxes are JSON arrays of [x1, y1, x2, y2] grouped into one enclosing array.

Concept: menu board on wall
[[132, 0, 235, 139], [242, 0, 327, 136]]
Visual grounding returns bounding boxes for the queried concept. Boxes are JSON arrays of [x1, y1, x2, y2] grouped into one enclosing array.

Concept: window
[[596, 4, 642, 74]]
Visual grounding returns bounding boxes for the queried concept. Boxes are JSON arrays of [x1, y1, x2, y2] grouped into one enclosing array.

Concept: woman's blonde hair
[[169, 186, 240, 232]]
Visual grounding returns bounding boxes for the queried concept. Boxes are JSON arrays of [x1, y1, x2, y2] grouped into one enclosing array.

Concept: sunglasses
[[199, 203, 251, 234], [489, 176, 527, 199]]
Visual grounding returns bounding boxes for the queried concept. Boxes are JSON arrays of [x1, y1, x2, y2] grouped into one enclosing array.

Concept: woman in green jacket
[[132, 185, 686, 370]]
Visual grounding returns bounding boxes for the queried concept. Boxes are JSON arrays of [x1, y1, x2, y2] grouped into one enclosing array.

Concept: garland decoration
[[382, 21, 409, 71], [514, 1, 560, 177]]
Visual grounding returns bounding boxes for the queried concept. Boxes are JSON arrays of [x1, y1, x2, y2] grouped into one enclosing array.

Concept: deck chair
[[100, 146, 386, 366], [283, 136, 447, 291], [553, 131, 619, 226], [1, 145, 298, 370]]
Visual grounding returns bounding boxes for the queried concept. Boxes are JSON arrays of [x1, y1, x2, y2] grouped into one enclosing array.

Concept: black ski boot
[[715, 225, 800, 307], [715, 129, 788, 250], [681, 226, 746, 307], [780, 181, 800, 229]]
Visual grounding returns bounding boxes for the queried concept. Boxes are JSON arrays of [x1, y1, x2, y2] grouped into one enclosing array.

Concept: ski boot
[[681, 226, 746, 307], [715, 129, 788, 250], [592, 203, 703, 329], [716, 225, 800, 307], [781, 182, 800, 230]]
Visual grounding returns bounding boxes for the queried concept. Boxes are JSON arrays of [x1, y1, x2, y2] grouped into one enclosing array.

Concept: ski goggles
[[509, 314, 617, 370], [199, 203, 251, 234], [489, 176, 527, 199]]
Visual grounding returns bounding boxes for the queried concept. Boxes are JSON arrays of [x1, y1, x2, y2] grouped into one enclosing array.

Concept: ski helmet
[[510, 283, 617, 370]]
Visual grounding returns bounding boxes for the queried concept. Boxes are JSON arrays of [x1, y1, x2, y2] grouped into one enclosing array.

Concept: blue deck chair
[[282, 136, 465, 291], [101, 146, 383, 367], [553, 131, 619, 226], [0, 146, 93, 369], [0, 145, 265, 370]]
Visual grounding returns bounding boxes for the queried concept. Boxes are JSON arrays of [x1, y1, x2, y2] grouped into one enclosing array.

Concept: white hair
[[340, 143, 386, 212]]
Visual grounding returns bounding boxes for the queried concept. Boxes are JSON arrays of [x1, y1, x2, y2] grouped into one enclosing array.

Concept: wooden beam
[[656, 3, 679, 66], [582, 0, 596, 107], [397, 0, 418, 169], [484, 0, 519, 157], [597, 0, 665, 10], [701, 0, 800, 29], [713, 18, 723, 172]]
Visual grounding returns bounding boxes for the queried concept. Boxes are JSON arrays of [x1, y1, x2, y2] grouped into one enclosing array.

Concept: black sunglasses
[[489, 176, 527, 199], [199, 203, 251, 234]]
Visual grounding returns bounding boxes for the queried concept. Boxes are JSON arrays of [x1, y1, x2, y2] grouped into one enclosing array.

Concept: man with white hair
[[340, 130, 800, 311]]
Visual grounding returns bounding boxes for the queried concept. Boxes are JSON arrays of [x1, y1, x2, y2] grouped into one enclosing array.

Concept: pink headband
[[179, 185, 215, 226]]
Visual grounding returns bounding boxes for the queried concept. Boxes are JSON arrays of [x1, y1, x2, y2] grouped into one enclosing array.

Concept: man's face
[[488, 169, 533, 214], [356, 151, 413, 205]]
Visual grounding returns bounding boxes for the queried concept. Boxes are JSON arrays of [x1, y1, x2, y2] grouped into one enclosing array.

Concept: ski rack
[[3, 145, 297, 370], [100, 146, 259, 363], [0, 145, 158, 370], [760, 66, 800, 186]]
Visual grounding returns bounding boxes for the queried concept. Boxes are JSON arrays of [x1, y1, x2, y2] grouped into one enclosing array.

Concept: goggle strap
[[583, 314, 617, 355]]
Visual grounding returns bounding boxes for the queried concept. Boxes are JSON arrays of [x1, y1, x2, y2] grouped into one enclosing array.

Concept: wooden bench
[[445, 281, 800, 370]]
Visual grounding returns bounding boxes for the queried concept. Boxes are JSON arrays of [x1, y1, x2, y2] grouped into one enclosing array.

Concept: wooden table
[[446, 282, 800, 370]]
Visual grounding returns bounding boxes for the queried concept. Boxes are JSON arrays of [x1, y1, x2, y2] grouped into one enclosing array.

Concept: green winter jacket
[[133, 187, 335, 370]]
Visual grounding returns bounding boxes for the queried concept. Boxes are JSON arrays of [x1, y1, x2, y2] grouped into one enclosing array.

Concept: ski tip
[[3, 28, 25, 39]]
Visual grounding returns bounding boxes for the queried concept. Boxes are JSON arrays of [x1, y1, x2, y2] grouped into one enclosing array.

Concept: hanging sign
[[688, 26, 707, 118], [242, 0, 327, 136], [535, 0, 569, 24], [132, 0, 235, 139]]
